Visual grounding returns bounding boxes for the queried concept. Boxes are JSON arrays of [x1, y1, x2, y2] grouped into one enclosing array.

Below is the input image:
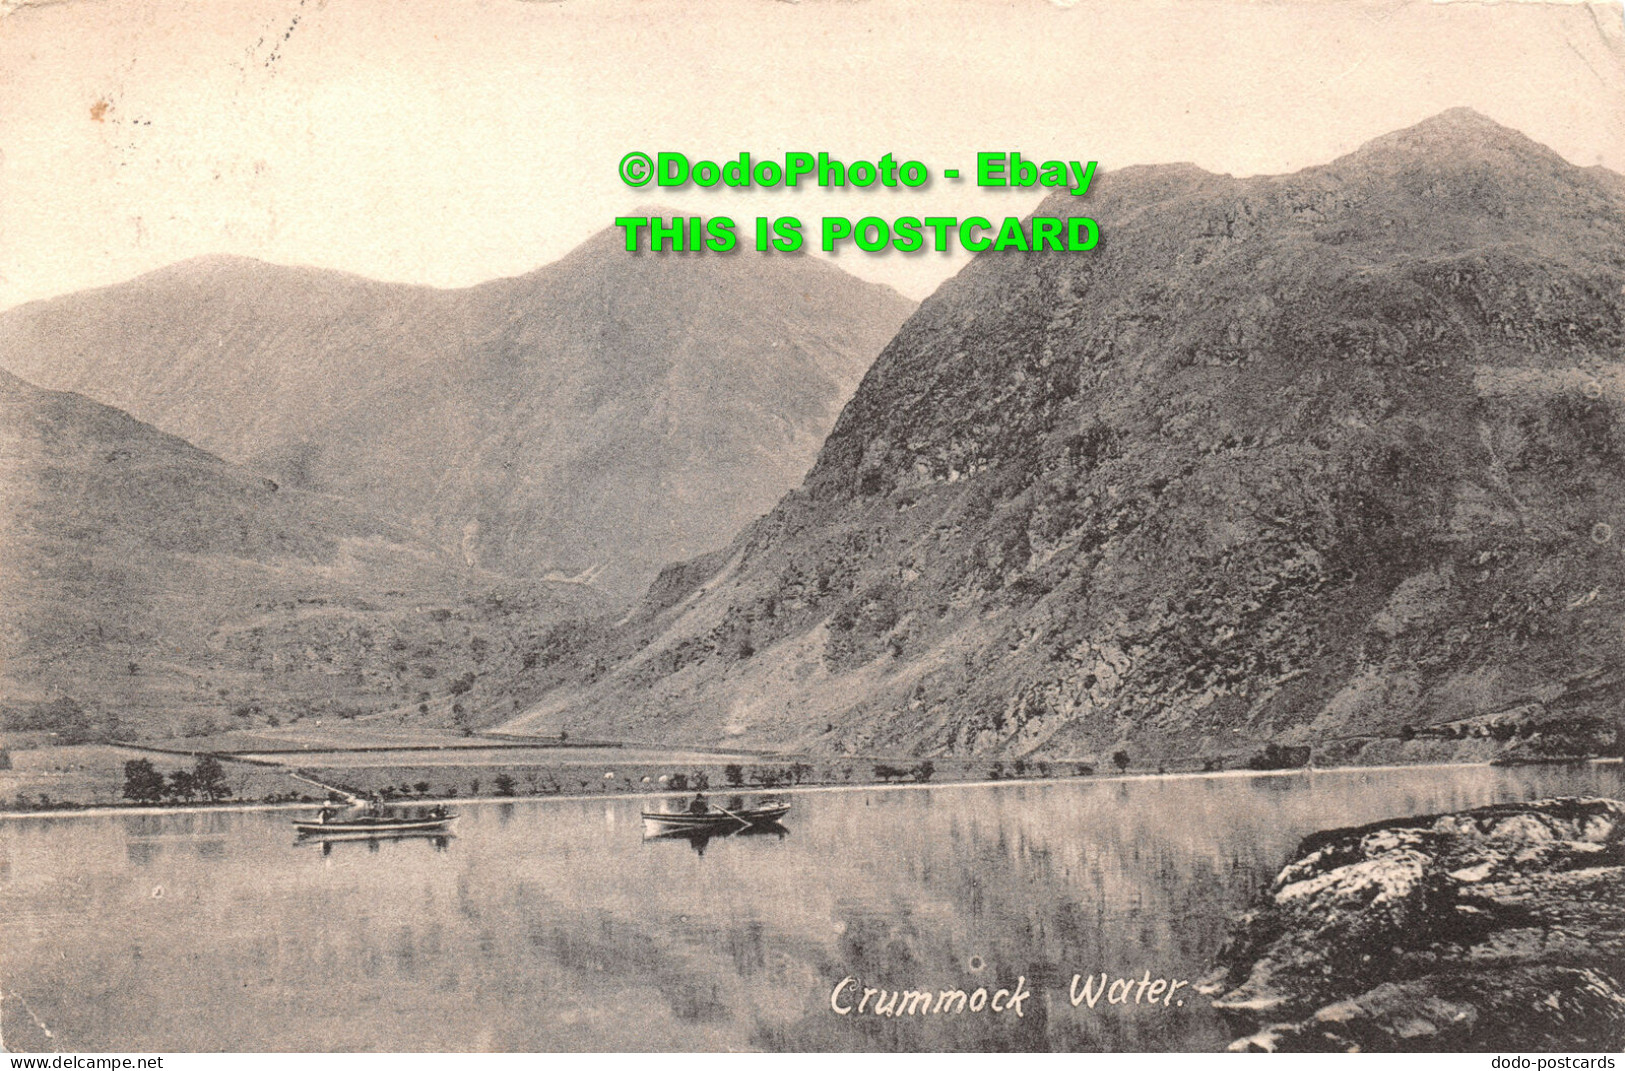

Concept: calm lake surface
[[3, 763, 1621, 1052]]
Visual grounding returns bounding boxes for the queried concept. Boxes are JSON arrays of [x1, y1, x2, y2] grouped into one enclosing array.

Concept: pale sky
[[1, 0, 1622, 309]]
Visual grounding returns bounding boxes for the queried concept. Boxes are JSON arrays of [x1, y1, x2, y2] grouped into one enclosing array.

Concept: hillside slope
[[502, 110, 1625, 765], [0, 233, 914, 600], [0, 368, 600, 740]]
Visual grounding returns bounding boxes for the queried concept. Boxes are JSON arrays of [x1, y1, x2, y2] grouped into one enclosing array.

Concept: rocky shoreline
[[1201, 797, 1625, 1052]]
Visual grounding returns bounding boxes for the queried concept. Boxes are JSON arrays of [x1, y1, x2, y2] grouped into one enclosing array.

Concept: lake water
[[2, 763, 1620, 1052]]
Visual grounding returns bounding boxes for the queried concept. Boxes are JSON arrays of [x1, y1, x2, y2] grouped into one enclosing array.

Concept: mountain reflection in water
[[1, 763, 1619, 1052]]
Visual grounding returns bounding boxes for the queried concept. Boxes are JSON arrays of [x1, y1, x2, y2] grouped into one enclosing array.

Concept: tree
[[166, 770, 198, 802], [1112, 750, 1131, 772], [37, 696, 94, 743], [915, 761, 936, 783], [724, 764, 744, 787], [413, 781, 431, 796], [493, 773, 516, 797], [122, 759, 166, 803], [192, 755, 231, 801]]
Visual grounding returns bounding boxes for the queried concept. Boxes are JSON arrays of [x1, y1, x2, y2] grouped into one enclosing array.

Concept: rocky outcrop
[[1203, 796, 1625, 1052]]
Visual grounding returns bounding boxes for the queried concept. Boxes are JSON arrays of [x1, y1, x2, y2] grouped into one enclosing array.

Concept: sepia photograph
[[1, 0, 1623, 1055]]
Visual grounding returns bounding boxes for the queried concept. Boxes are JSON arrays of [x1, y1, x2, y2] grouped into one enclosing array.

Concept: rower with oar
[[686, 792, 753, 825]]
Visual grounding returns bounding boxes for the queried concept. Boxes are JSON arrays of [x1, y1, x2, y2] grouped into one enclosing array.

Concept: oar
[[711, 804, 754, 827]]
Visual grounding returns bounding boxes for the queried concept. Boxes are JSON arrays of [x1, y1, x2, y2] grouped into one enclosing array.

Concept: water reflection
[[296, 833, 457, 856], [643, 822, 791, 856], [0, 763, 1618, 1052]]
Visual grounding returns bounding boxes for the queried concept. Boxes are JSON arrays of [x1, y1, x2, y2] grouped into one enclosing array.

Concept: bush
[[6, 696, 98, 743], [180, 713, 218, 738], [1245, 743, 1311, 771]]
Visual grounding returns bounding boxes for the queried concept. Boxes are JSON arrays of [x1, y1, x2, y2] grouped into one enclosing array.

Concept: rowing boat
[[294, 809, 456, 835], [640, 800, 790, 833]]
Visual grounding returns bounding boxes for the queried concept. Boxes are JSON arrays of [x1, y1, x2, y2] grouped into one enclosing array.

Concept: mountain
[[0, 368, 600, 740], [0, 231, 914, 600], [499, 110, 1625, 765]]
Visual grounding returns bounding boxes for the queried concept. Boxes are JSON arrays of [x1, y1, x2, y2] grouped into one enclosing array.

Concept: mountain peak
[[1331, 107, 1571, 173], [0, 219, 916, 602], [504, 112, 1625, 761]]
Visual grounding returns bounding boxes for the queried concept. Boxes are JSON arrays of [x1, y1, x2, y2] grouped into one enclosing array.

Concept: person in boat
[[688, 792, 710, 815]]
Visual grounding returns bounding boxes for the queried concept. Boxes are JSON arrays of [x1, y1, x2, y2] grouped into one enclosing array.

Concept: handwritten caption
[[829, 970, 1190, 1019]]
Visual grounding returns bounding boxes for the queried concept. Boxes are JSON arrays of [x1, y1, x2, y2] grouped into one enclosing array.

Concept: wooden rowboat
[[294, 810, 456, 835], [641, 800, 789, 833]]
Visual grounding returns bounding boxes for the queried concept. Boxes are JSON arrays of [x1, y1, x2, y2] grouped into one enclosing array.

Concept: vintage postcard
[[1, 0, 1623, 1055]]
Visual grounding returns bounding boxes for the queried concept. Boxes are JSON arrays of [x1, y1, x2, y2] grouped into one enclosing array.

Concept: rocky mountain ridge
[[0, 231, 914, 600], [0, 367, 599, 739], [500, 110, 1625, 765]]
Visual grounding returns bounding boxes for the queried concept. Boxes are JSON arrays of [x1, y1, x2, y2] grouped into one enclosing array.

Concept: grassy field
[[8, 720, 1569, 814], [0, 744, 314, 809], [0, 737, 1103, 811]]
